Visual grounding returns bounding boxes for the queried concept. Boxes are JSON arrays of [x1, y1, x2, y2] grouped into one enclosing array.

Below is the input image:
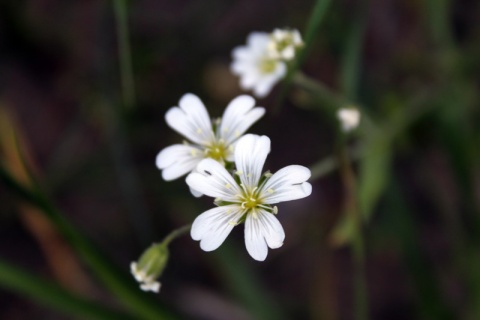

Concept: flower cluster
[[154, 93, 311, 261], [231, 28, 303, 98], [132, 28, 310, 292]]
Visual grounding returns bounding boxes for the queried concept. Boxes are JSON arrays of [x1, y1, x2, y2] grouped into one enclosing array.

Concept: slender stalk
[[309, 145, 363, 181], [113, 0, 136, 110], [162, 224, 191, 246]]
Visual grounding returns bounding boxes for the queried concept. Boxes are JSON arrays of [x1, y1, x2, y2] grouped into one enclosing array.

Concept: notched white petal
[[258, 210, 285, 249], [186, 159, 241, 201], [165, 94, 214, 145], [234, 134, 271, 189], [244, 213, 268, 261], [156, 144, 203, 181], [220, 95, 265, 145], [261, 165, 312, 204], [191, 205, 244, 252]]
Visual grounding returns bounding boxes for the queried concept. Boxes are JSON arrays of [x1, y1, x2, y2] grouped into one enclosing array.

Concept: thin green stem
[[162, 224, 191, 246], [309, 145, 362, 181], [113, 0, 136, 110]]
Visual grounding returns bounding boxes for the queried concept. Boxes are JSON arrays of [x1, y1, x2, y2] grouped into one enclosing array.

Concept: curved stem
[[162, 224, 191, 246]]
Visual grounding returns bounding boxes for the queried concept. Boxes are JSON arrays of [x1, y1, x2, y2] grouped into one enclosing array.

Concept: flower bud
[[337, 107, 361, 132], [130, 243, 169, 293]]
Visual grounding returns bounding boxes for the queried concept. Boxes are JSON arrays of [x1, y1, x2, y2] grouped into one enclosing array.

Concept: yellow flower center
[[204, 140, 228, 162], [259, 59, 277, 74]]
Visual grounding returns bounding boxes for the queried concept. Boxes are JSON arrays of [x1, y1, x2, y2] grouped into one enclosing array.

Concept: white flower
[[268, 28, 303, 60], [156, 93, 265, 182], [186, 134, 312, 261], [131, 262, 161, 293], [337, 107, 361, 132], [231, 32, 287, 98]]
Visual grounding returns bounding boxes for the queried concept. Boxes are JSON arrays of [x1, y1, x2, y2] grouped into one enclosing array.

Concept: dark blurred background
[[0, 0, 479, 319]]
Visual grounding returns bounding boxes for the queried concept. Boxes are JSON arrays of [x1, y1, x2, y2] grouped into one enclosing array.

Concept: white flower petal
[[244, 211, 268, 261], [186, 159, 241, 201], [234, 135, 270, 189], [140, 281, 161, 293], [246, 32, 270, 50], [257, 209, 285, 249], [156, 144, 204, 181], [189, 186, 203, 197], [219, 95, 265, 145], [165, 93, 214, 145], [252, 62, 286, 98], [232, 46, 254, 62], [191, 205, 244, 251], [260, 165, 312, 204]]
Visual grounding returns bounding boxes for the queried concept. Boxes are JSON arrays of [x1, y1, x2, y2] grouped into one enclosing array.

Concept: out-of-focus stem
[[113, 0, 136, 110], [337, 138, 369, 320]]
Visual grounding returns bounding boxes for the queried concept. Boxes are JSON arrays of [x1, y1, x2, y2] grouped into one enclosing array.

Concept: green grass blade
[[0, 259, 133, 320], [214, 245, 286, 320], [0, 165, 177, 320]]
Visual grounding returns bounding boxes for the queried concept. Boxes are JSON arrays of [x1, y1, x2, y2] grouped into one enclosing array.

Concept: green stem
[[309, 145, 362, 181], [293, 72, 352, 112], [0, 259, 133, 320], [162, 224, 191, 246], [113, 0, 136, 110]]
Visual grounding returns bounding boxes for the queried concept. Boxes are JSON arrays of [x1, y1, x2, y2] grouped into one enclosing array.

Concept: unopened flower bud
[[337, 107, 361, 132], [130, 243, 169, 293]]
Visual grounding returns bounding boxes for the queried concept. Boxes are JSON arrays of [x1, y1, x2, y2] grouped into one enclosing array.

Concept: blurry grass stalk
[[337, 139, 368, 320], [309, 145, 362, 181], [274, 0, 333, 112], [386, 180, 454, 319], [113, 0, 136, 110], [0, 163, 176, 320], [214, 245, 287, 320], [338, 2, 369, 318], [425, 0, 480, 317], [0, 259, 133, 320], [110, 0, 153, 246]]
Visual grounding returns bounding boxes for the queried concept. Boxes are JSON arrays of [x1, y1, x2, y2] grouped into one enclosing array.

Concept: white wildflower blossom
[[186, 134, 312, 261], [156, 93, 265, 182], [231, 32, 287, 98], [268, 28, 304, 60], [337, 107, 361, 132]]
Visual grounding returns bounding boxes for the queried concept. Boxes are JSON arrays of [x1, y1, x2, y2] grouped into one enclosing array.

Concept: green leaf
[[357, 129, 392, 221]]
